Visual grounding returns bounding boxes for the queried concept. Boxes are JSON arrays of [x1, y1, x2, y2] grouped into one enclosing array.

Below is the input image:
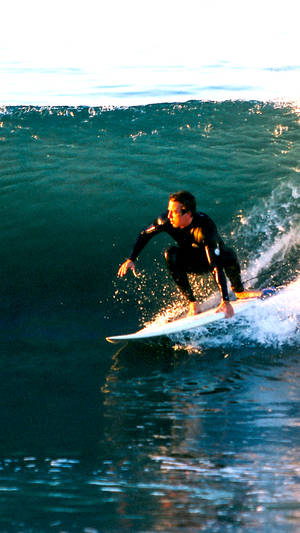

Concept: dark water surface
[[1, 341, 300, 532], [0, 102, 299, 531]]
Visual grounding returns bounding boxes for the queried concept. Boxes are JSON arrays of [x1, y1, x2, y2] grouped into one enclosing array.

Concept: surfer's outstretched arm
[[118, 259, 137, 278], [118, 216, 166, 279]]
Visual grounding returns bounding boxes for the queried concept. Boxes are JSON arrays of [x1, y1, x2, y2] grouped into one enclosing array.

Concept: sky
[[0, 0, 299, 105], [1, 0, 299, 69]]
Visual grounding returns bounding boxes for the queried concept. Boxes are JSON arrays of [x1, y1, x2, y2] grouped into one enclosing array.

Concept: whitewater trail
[[176, 278, 300, 351]]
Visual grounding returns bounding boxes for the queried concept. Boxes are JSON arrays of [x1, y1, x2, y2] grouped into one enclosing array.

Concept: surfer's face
[[167, 200, 192, 228]]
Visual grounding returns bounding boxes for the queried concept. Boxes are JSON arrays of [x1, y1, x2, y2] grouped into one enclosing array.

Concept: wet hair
[[169, 190, 196, 215]]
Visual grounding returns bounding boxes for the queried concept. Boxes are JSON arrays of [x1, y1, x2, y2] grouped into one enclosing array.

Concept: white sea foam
[[180, 278, 300, 350], [245, 226, 299, 283]]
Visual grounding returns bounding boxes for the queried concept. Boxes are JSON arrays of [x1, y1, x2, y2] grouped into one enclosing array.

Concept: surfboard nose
[[106, 336, 121, 344]]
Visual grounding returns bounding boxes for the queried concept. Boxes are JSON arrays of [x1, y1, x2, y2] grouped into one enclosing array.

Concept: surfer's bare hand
[[117, 259, 137, 278], [216, 300, 234, 318]]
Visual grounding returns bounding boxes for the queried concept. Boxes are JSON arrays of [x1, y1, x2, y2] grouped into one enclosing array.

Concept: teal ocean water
[[0, 97, 299, 532]]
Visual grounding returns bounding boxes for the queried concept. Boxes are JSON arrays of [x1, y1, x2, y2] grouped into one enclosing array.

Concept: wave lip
[[1, 62, 300, 106]]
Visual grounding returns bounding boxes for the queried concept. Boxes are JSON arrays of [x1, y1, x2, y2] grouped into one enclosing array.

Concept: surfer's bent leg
[[222, 247, 244, 293], [164, 246, 196, 302]]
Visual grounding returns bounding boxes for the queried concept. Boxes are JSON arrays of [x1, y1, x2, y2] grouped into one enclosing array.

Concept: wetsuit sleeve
[[205, 246, 230, 301], [200, 216, 230, 301], [129, 215, 167, 262]]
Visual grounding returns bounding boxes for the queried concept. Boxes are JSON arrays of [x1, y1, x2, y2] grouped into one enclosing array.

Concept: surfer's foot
[[187, 302, 202, 316], [234, 289, 262, 299]]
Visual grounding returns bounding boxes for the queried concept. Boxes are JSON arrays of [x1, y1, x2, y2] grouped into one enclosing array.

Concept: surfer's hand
[[117, 259, 137, 278], [216, 300, 234, 318]]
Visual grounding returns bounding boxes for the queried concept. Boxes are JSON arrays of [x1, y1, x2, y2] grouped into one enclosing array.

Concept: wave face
[[0, 101, 299, 532]]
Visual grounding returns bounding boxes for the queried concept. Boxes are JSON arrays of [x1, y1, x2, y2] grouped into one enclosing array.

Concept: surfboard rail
[[106, 288, 277, 344]]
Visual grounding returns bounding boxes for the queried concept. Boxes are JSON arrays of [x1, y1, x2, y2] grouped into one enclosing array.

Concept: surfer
[[118, 191, 261, 318]]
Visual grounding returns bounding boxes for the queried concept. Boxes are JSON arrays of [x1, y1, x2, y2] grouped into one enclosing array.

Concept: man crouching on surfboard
[[118, 191, 261, 318]]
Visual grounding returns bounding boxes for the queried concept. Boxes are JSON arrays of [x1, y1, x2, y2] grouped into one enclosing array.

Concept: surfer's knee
[[164, 246, 178, 267]]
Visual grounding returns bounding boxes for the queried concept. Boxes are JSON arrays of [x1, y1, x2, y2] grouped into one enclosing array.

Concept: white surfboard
[[106, 289, 276, 344]]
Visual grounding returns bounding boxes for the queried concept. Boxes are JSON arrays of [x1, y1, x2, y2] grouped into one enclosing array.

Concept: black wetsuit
[[129, 212, 244, 302]]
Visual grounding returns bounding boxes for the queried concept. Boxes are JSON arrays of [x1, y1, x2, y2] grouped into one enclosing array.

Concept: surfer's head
[[168, 191, 195, 228], [169, 191, 196, 215]]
